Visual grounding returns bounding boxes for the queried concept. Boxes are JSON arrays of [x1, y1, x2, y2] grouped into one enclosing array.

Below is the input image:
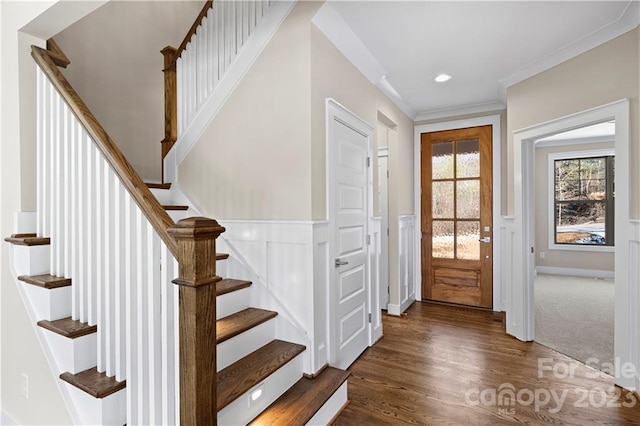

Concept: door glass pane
[[457, 221, 480, 260], [432, 142, 454, 179], [432, 181, 454, 218], [456, 139, 480, 178], [456, 180, 480, 218], [433, 221, 454, 258]]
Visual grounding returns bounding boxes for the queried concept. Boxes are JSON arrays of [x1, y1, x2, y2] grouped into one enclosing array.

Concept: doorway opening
[[511, 99, 634, 390], [533, 122, 615, 373]]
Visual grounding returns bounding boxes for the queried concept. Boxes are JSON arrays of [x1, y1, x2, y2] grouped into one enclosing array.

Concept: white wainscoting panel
[[388, 215, 415, 316], [217, 220, 329, 374], [501, 217, 516, 329]]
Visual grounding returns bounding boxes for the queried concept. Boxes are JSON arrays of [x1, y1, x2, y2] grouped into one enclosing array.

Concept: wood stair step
[[217, 278, 252, 296], [217, 340, 306, 412], [4, 233, 50, 246], [249, 367, 350, 426], [217, 308, 277, 344], [146, 182, 171, 190], [18, 274, 71, 289], [162, 205, 188, 210], [60, 367, 125, 398], [216, 252, 229, 261], [37, 317, 96, 339]]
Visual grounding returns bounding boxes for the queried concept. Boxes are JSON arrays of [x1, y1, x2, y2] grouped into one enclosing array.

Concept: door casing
[[414, 115, 503, 310]]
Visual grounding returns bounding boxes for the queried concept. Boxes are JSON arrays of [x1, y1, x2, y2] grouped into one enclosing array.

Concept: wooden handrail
[[31, 45, 179, 258], [173, 0, 213, 62]]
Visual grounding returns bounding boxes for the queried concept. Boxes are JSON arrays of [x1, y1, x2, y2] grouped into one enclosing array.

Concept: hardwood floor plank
[[334, 302, 640, 425]]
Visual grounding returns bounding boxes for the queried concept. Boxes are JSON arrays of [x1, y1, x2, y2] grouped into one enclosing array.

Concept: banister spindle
[[168, 217, 224, 426]]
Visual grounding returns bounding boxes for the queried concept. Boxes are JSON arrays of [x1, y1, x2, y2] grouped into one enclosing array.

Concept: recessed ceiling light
[[434, 73, 452, 83]]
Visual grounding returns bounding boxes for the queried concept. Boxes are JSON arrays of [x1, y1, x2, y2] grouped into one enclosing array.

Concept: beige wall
[[55, 1, 202, 182], [179, 1, 315, 220], [534, 142, 615, 272], [507, 29, 639, 218], [309, 23, 414, 306]]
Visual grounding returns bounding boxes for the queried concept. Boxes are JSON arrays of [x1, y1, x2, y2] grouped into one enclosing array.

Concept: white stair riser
[[216, 258, 227, 278], [217, 319, 275, 371], [63, 384, 126, 426], [216, 287, 249, 320], [24, 284, 71, 321], [148, 188, 173, 205], [217, 353, 303, 426], [306, 381, 348, 426], [167, 209, 191, 222], [42, 331, 97, 375], [12, 245, 50, 276]]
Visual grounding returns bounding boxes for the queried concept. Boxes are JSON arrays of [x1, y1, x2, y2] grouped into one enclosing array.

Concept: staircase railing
[[32, 45, 220, 425], [161, 0, 276, 170]]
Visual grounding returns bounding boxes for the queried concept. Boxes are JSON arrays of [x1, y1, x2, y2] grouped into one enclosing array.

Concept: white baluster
[[50, 92, 60, 276], [37, 69, 44, 238], [69, 117, 78, 320], [197, 17, 207, 108], [95, 147, 105, 372], [161, 245, 177, 425], [114, 180, 127, 381], [103, 161, 115, 376], [177, 57, 184, 135], [146, 224, 161, 424], [63, 102, 71, 279], [206, 9, 215, 95], [76, 126, 87, 322], [43, 78, 54, 239], [125, 196, 139, 425], [135, 208, 149, 425], [86, 141, 98, 326]]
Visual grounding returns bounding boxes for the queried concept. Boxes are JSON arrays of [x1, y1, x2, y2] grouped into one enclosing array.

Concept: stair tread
[[217, 308, 277, 344], [216, 252, 229, 260], [37, 317, 96, 339], [4, 233, 50, 246], [60, 367, 125, 398], [217, 278, 252, 296], [249, 367, 350, 426], [146, 182, 171, 190], [217, 339, 306, 412], [162, 205, 188, 210], [18, 274, 71, 289]]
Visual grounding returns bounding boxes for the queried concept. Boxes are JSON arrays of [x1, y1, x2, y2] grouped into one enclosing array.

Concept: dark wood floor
[[334, 302, 640, 425]]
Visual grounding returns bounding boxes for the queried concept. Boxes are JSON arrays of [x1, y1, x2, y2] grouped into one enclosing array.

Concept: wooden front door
[[421, 126, 493, 308]]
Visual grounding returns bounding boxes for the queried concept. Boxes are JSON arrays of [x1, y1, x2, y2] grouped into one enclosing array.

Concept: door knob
[[479, 237, 491, 243], [335, 258, 349, 267]]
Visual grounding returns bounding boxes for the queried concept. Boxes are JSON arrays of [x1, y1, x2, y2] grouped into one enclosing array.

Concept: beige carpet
[[534, 274, 614, 371]]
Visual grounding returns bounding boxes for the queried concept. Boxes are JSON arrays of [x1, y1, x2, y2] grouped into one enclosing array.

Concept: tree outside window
[[554, 155, 614, 246]]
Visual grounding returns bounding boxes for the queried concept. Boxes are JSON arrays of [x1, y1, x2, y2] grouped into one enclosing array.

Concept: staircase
[[6, 228, 349, 424], [5, 2, 351, 422]]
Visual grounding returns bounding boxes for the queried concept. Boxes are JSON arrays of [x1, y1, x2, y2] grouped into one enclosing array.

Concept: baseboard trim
[[328, 400, 350, 424], [492, 311, 505, 323], [536, 266, 614, 279]]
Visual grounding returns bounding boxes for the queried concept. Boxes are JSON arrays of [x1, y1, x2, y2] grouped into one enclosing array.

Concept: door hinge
[[367, 157, 371, 167], [531, 247, 534, 254], [387, 228, 389, 236], [387, 170, 389, 178], [368, 313, 372, 323], [366, 235, 371, 245]]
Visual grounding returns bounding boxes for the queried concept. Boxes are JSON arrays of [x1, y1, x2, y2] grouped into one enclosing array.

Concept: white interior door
[[378, 152, 389, 309], [328, 104, 371, 370]]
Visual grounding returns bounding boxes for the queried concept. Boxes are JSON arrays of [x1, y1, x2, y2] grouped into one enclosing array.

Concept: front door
[[421, 125, 493, 308], [330, 113, 370, 369]]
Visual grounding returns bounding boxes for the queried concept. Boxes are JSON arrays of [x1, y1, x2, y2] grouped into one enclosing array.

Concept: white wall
[[54, 1, 202, 182]]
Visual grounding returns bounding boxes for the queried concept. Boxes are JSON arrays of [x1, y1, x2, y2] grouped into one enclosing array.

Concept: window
[[550, 150, 614, 249]]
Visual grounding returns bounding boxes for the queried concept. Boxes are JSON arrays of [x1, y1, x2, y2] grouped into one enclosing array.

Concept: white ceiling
[[315, 1, 638, 120]]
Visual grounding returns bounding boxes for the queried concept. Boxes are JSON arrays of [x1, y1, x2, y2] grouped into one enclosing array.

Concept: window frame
[[548, 148, 615, 252]]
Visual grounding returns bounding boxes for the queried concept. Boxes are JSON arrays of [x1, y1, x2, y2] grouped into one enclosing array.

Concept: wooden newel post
[[168, 217, 225, 426], [161, 46, 177, 182]]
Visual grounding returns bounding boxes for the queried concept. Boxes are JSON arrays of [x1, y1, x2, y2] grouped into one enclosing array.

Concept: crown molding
[[414, 101, 505, 122], [499, 0, 640, 90]]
